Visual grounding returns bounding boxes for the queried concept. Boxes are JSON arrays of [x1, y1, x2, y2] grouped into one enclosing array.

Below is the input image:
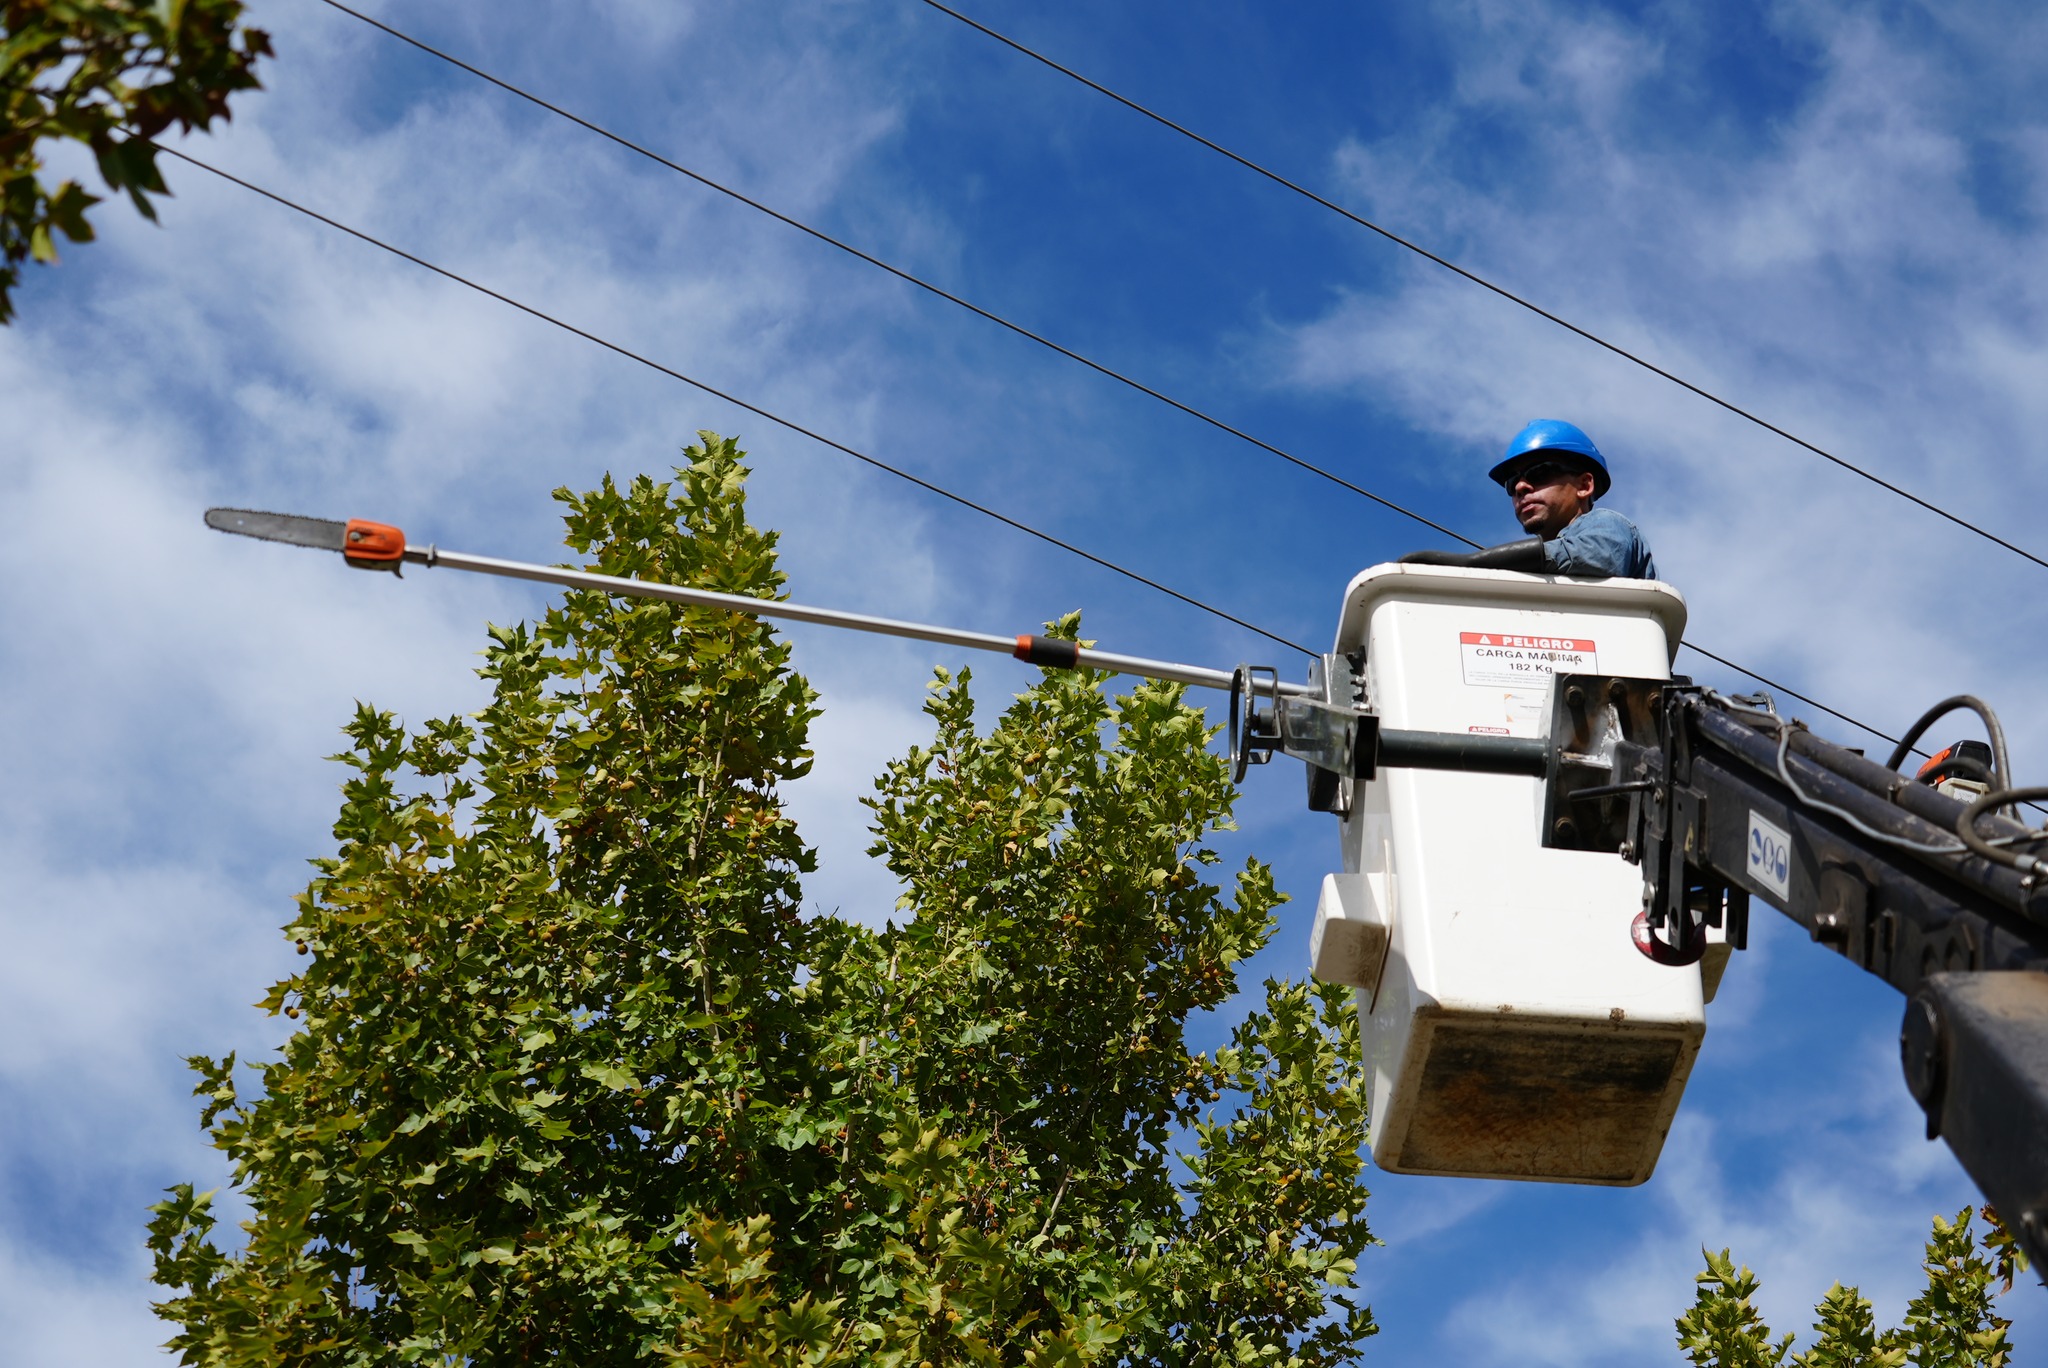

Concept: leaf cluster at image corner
[[1, 0, 271, 322], [1676, 1206, 2026, 1368]]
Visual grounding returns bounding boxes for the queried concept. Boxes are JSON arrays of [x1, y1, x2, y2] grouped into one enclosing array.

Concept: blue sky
[[5, 0, 2048, 1360]]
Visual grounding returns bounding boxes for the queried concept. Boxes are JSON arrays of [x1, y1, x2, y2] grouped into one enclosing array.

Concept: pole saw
[[202, 507, 1548, 788]]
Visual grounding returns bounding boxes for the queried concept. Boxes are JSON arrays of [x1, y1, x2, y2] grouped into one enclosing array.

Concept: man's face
[[1502, 458, 1598, 537]]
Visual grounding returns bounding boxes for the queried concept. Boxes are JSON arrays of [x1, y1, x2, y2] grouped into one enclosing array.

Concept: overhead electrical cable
[[916, 0, 2048, 578], [147, 141, 1314, 658], [1673, 644, 1918, 758], [313, 0, 1477, 548], [148, 143, 1997, 792], [305, 8, 1957, 767], [1681, 664, 2042, 823]]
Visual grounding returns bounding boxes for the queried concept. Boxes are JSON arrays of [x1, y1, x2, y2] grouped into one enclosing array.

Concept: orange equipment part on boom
[[343, 519, 405, 571]]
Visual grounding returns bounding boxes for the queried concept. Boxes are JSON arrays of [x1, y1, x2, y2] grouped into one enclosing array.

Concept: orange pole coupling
[[342, 519, 406, 572]]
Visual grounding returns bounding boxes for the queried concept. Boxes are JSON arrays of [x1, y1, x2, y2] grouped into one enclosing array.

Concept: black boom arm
[[1542, 676, 2048, 1268]]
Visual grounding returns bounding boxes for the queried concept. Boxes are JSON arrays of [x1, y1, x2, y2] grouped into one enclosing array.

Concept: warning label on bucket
[[1458, 631, 1597, 688]]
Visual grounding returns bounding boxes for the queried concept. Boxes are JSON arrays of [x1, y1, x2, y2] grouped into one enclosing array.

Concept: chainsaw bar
[[204, 508, 348, 551], [205, 507, 408, 571]]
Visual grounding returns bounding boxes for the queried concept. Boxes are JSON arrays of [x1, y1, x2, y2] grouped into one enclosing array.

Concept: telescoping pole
[[419, 546, 1318, 695], [200, 508, 1314, 698]]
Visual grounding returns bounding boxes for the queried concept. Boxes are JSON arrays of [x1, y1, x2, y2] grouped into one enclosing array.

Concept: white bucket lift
[[1309, 564, 1700, 1185]]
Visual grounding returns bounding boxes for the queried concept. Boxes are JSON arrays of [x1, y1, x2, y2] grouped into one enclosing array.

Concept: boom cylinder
[[1377, 729, 1549, 777]]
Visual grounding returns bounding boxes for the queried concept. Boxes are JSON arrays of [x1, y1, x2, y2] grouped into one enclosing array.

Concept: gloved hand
[[1399, 537, 1551, 573]]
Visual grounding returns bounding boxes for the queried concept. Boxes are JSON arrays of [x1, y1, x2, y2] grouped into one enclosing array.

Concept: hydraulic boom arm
[[1540, 677, 2048, 1269]]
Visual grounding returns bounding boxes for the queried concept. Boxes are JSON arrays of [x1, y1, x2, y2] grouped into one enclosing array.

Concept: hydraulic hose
[[1957, 787, 2048, 877], [1397, 537, 1550, 573], [1883, 695, 2015, 817]]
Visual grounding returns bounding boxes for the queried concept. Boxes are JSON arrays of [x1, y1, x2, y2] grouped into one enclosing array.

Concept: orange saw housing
[[342, 519, 406, 571]]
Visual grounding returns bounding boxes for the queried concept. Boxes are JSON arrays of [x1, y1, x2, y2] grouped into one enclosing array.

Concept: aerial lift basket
[[1310, 564, 1699, 1185]]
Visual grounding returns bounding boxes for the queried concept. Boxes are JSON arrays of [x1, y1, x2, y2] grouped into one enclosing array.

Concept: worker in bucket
[[1400, 419, 1658, 579]]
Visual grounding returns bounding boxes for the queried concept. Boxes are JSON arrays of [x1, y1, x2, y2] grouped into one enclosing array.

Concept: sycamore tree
[[1676, 1206, 2030, 1365], [147, 433, 1376, 1365], [0, 0, 270, 322]]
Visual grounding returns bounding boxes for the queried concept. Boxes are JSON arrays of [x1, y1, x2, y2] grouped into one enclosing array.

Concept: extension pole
[[422, 547, 1316, 695], [203, 508, 1315, 698]]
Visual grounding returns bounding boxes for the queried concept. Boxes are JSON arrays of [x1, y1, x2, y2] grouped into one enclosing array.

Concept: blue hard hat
[[1489, 419, 1610, 498]]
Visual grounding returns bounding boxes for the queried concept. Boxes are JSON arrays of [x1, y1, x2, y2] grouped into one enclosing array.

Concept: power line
[[237, 21, 1984, 772], [916, 0, 2048, 578], [313, 0, 1476, 549], [1675, 644, 2048, 818], [306, 4, 2041, 775], [147, 141, 1315, 659], [1677, 643, 1900, 749], [154, 167, 2029, 814]]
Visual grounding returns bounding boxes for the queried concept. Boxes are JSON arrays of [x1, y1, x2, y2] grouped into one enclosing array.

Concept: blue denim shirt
[[1543, 506, 1658, 580]]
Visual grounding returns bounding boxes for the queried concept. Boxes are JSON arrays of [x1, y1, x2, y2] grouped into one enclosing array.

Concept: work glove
[[1398, 536, 1551, 573]]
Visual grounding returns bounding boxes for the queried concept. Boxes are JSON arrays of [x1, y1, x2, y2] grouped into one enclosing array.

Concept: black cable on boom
[[918, 0, 2048, 577], [313, 0, 1476, 549], [147, 142, 1314, 659]]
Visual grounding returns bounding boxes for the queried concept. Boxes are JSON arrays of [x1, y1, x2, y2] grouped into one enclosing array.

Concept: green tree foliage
[[0, 0, 270, 322], [1675, 1207, 2028, 1367], [147, 433, 1376, 1365]]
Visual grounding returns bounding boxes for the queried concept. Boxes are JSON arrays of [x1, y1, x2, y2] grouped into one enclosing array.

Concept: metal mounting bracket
[[1229, 662, 1379, 793]]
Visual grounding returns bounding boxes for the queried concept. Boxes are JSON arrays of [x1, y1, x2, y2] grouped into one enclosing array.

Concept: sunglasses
[[1499, 459, 1579, 492]]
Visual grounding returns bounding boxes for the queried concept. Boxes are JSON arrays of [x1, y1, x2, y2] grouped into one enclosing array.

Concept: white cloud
[[1444, 1041, 2022, 1365], [0, 1236, 174, 1367]]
